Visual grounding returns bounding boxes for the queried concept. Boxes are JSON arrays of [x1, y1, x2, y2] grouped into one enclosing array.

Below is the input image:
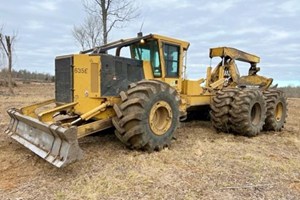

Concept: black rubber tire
[[210, 88, 240, 132], [230, 89, 266, 136], [263, 89, 288, 131], [112, 80, 180, 152]]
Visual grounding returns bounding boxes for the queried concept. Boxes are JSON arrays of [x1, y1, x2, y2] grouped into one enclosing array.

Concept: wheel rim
[[149, 101, 172, 136], [275, 102, 283, 122], [251, 103, 262, 126]]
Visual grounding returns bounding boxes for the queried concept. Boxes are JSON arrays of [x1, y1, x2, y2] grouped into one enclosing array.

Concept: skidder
[[5, 34, 287, 167]]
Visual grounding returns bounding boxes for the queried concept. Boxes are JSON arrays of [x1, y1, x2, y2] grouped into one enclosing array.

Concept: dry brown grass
[[0, 83, 300, 200]]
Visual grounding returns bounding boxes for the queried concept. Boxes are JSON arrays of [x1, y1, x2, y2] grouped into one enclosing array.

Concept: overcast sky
[[1, 0, 299, 86]]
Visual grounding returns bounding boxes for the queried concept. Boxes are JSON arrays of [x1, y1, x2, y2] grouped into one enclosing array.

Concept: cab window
[[163, 44, 180, 77], [131, 40, 162, 77]]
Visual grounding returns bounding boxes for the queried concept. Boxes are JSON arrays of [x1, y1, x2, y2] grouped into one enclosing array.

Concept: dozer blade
[[5, 108, 83, 168]]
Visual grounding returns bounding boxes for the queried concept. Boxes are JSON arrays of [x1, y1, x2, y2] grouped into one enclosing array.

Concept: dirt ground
[[0, 83, 299, 200]]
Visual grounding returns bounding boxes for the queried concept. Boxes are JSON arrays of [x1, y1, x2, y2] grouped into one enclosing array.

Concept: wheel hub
[[251, 102, 262, 126], [149, 101, 172, 136], [275, 102, 283, 122]]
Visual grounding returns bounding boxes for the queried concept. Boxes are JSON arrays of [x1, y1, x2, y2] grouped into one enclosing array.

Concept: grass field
[[0, 83, 299, 200]]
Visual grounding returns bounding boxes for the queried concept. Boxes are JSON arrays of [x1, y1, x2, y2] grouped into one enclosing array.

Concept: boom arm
[[208, 47, 272, 89], [209, 47, 260, 64]]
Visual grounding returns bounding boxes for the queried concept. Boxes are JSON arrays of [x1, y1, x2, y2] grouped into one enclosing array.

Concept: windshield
[[131, 40, 161, 77]]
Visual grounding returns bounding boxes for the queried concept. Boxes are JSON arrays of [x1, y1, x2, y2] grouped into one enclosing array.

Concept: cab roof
[[80, 33, 190, 54]]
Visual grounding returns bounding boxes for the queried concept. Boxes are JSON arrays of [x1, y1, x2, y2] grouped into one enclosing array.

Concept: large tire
[[230, 89, 266, 136], [210, 88, 240, 132], [263, 89, 288, 131], [112, 80, 180, 151]]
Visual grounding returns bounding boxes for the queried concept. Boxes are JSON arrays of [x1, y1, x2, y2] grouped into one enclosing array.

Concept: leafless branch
[[72, 14, 102, 50], [0, 34, 9, 56], [79, 0, 139, 45]]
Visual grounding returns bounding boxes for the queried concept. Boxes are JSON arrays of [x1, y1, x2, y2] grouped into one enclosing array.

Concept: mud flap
[[5, 108, 83, 168]]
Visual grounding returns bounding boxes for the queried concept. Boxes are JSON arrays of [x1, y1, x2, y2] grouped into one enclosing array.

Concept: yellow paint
[[181, 94, 212, 107], [151, 34, 190, 50], [239, 74, 273, 89], [210, 47, 260, 63], [149, 100, 172, 135], [77, 118, 112, 138], [143, 61, 154, 79], [80, 101, 110, 121], [206, 66, 212, 87], [163, 78, 181, 92], [21, 99, 55, 118], [72, 54, 115, 120], [210, 78, 226, 89], [154, 36, 188, 93], [182, 79, 205, 95], [38, 101, 78, 122]]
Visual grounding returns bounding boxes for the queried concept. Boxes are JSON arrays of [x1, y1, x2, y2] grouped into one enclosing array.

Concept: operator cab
[[81, 33, 189, 91], [83, 33, 189, 79]]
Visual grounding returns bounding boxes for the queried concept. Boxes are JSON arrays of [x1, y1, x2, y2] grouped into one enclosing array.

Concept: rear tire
[[112, 80, 180, 151], [230, 89, 266, 136], [210, 88, 240, 132], [263, 89, 288, 131]]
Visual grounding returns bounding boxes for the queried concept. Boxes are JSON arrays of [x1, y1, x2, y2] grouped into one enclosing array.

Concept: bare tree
[[73, 0, 139, 47], [72, 14, 102, 50], [0, 26, 5, 68], [0, 26, 17, 94]]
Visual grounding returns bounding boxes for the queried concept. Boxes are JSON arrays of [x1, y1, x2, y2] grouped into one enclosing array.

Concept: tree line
[[0, 68, 54, 84]]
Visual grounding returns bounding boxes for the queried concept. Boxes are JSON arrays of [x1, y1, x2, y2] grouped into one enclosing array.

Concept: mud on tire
[[263, 89, 288, 131], [112, 80, 180, 152], [210, 88, 240, 132], [230, 89, 266, 136]]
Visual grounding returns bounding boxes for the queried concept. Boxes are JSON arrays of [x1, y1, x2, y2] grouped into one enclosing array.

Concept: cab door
[[161, 42, 182, 92]]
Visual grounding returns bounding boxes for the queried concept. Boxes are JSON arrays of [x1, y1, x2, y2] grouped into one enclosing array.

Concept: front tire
[[112, 80, 180, 151]]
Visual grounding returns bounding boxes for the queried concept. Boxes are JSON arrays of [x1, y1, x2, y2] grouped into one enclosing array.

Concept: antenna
[[139, 17, 145, 33], [137, 18, 145, 37]]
